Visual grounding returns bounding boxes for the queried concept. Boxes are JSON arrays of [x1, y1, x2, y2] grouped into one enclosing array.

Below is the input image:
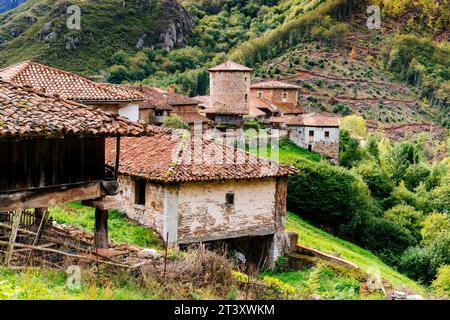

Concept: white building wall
[[118, 103, 140, 121], [177, 178, 278, 243]]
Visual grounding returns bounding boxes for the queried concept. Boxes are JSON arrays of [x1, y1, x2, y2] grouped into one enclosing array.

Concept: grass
[[50, 202, 162, 249], [243, 133, 322, 165], [285, 212, 426, 294], [0, 267, 159, 300]]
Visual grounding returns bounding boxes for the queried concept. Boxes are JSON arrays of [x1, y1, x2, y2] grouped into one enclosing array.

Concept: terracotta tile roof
[[208, 60, 253, 72], [251, 97, 278, 113], [301, 113, 340, 127], [269, 113, 340, 127], [251, 80, 301, 90], [174, 110, 212, 124], [153, 88, 199, 106], [249, 97, 271, 117], [193, 96, 211, 108], [0, 80, 146, 138], [98, 83, 144, 101], [0, 61, 143, 102], [105, 133, 297, 183], [272, 101, 302, 114]]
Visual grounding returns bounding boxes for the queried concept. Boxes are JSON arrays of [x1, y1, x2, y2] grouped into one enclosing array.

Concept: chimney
[[168, 85, 175, 93]]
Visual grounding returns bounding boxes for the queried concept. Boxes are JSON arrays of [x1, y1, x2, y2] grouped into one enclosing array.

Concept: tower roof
[[208, 60, 253, 72]]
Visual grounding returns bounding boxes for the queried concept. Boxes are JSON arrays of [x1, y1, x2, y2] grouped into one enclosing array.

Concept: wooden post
[[4, 210, 23, 266], [114, 136, 121, 180], [27, 210, 50, 264], [34, 207, 47, 222], [94, 209, 109, 249]]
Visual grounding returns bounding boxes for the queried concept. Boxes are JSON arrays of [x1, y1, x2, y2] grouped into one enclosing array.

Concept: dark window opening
[[226, 192, 235, 206], [245, 94, 248, 103], [309, 130, 314, 137], [155, 110, 164, 117], [325, 131, 330, 138], [135, 179, 146, 205]]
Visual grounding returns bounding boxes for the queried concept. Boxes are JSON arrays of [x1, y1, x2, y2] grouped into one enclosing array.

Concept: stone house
[[271, 113, 341, 159], [0, 61, 144, 121], [203, 61, 253, 126], [105, 131, 297, 265], [122, 85, 210, 128], [248, 80, 303, 123]]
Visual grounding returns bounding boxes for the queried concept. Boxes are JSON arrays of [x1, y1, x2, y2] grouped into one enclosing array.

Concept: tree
[[341, 115, 366, 138], [162, 115, 189, 129], [352, 160, 393, 199], [431, 265, 450, 297], [421, 212, 450, 245], [107, 65, 131, 84], [384, 204, 424, 240]]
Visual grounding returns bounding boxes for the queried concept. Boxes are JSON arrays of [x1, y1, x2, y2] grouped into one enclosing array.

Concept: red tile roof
[[0, 61, 143, 102], [153, 88, 200, 106], [105, 133, 296, 183], [269, 113, 340, 127], [0, 80, 146, 138], [251, 80, 300, 90], [249, 97, 272, 117], [174, 109, 212, 124], [272, 101, 302, 114], [208, 60, 253, 72]]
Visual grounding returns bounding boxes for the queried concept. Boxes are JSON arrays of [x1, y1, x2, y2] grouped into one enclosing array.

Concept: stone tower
[[207, 60, 253, 115]]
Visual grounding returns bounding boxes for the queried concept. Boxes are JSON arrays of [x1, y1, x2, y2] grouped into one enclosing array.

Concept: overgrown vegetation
[[287, 116, 449, 289]]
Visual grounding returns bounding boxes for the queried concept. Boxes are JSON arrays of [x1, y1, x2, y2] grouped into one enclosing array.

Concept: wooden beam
[[81, 198, 120, 210], [94, 209, 109, 249], [0, 182, 103, 212]]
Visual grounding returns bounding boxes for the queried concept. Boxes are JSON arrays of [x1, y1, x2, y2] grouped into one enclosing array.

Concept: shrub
[[421, 213, 450, 245], [431, 265, 450, 297], [404, 163, 431, 191], [384, 204, 424, 240], [332, 103, 350, 115], [287, 158, 376, 227], [399, 233, 450, 284], [352, 160, 393, 199], [162, 115, 189, 129]]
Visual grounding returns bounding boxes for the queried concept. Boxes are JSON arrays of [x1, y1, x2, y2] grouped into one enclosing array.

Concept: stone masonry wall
[[114, 175, 165, 236], [176, 178, 278, 243], [251, 88, 298, 103], [210, 71, 251, 112]]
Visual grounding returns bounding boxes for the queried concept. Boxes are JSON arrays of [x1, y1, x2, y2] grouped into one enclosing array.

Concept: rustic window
[[226, 193, 235, 206], [325, 131, 330, 138], [135, 179, 146, 206], [155, 110, 164, 117], [309, 130, 314, 137], [245, 94, 248, 103], [282, 91, 288, 101]]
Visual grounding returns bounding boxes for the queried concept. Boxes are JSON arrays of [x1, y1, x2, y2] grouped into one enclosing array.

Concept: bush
[[399, 233, 450, 284], [384, 204, 424, 241], [352, 160, 393, 199], [347, 216, 418, 266], [332, 103, 350, 115], [404, 163, 431, 191], [162, 115, 189, 129], [431, 265, 450, 297], [287, 158, 376, 227], [421, 213, 450, 245]]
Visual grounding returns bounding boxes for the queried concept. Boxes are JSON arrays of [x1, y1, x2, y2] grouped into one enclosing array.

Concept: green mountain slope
[[0, 0, 194, 76]]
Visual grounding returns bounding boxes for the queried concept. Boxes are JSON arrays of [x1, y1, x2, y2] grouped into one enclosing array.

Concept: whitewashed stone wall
[[177, 178, 278, 243], [288, 125, 340, 159], [115, 175, 165, 235]]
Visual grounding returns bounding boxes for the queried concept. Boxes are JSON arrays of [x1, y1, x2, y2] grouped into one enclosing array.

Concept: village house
[[105, 131, 297, 266], [271, 113, 341, 159], [249, 80, 303, 122], [0, 61, 145, 121], [122, 85, 211, 128], [0, 79, 145, 249], [200, 61, 253, 127]]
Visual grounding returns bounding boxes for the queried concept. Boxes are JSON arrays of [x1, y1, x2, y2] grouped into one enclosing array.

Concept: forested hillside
[[0, 0, 194, 76]]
